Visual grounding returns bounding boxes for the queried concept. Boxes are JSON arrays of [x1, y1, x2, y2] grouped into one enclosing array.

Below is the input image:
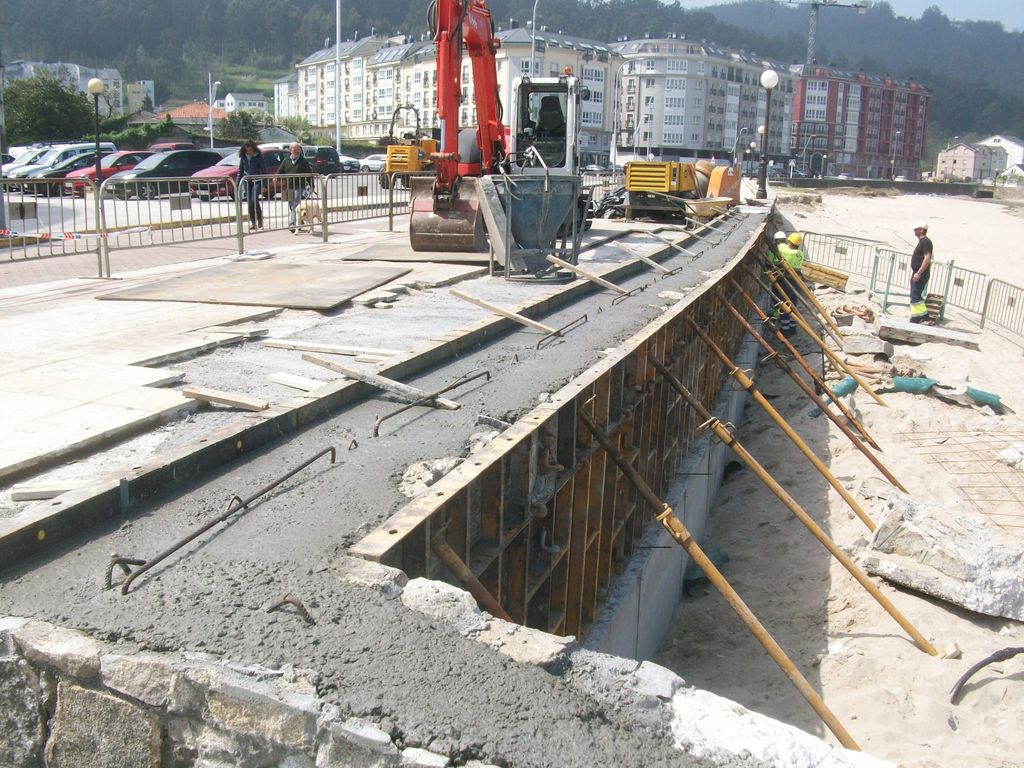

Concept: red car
[[64, 151, 154, 195], [188, 148, 289, 201]]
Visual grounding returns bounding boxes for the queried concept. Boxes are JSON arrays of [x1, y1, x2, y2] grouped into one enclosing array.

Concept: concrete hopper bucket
[[409, 176, 487, 252], [481, 175, 581, 276]]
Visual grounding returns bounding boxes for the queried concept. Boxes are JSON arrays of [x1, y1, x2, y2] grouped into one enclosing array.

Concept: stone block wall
[[0, 616, 456, 768]]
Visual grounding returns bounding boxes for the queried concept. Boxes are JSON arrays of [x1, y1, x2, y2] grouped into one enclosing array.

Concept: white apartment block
[[274, 74, 299, 122], [4, 60, 124, 116], [611, 36, 794, 164], [224, 92, 269, 113], [293, 27, 792, 167]]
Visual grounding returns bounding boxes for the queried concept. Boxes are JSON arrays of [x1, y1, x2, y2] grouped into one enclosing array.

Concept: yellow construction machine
[[379, 106, 438, 189], [618, 159, 740, 221]]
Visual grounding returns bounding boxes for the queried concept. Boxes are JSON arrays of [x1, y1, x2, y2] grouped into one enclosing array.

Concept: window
[[646, 78, 655, 88], [645, 59, 655, 72], [696, 62, 705, 75]]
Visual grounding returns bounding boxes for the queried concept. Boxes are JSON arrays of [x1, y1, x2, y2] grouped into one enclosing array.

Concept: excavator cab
[[508, 79, 578, 174]]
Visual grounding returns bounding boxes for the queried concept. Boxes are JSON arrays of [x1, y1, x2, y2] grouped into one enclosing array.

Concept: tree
[[219, 109, 269, 141], [4, 74, 94, 144], [279, 116, 313, 142]]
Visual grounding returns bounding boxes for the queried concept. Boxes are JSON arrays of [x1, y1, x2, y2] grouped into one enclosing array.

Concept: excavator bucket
[[409, 176, 487, 252]]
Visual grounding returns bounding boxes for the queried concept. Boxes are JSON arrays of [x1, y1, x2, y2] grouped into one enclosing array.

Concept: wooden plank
[[11, 485, 73, 502], [449, 289, 556, 335], [611, 242, 671, 273], [801, 261, 849, 291], [301, 354, 461, 410], [262, 339, 404, 357], [182, 386, 269, 411], [546, 255, 628, 295], [644, 232, 700, 257], [267, 372, 327, 392], [876, 318, 980, 349]]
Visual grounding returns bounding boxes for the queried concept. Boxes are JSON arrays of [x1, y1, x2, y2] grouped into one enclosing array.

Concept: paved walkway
[[0, 220, 395, 290]]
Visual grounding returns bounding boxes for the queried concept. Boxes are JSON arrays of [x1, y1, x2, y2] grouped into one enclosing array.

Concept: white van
[[6, 142, 117, 179]]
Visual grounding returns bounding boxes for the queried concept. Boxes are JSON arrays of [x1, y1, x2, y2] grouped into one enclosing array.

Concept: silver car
[[360, 154, 387, 172]]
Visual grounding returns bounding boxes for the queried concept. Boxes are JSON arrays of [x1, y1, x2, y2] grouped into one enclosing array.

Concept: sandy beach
[[656, 190, 1024, 768]]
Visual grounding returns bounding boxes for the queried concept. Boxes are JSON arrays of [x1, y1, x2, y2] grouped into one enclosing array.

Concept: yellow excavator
[[379, 105, 438, 189]]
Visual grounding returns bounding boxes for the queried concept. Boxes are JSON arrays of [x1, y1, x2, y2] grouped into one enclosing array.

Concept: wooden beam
[[182, 386, 269, 411], [262, 339, 404, 357], [301, 354, 461, 410], [545, 255, 627, 295], [10, 485, 72, 502], [643, 232, 700, 257], [611, 242, 671, 273], [267, 372, 327, 392], [449, 289, 556, 334]]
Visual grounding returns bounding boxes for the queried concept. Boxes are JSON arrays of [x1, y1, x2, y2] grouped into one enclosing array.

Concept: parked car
[[582, 164, 608, 173], [310, 146, 342, 175], [6, 142, 117, 180], [2, 146, 50, 175], [0, 153, 14, 166], [64, 151, 154, 195], [108, 149, 223, 199], [148, 141, 195, 152], [894, 175, 908, 182], [338, 154, 360, 173], [188, 148, 288, 201], [360, 154, 387, 172], [26, 151, 113, 195], [835, 172, 852, 180]]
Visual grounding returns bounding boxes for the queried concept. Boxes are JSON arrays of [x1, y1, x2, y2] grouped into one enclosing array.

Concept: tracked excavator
[[409, 0, 589, 277]]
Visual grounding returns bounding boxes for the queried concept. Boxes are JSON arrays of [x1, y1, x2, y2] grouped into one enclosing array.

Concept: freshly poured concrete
[[0, 213, 855, 767]]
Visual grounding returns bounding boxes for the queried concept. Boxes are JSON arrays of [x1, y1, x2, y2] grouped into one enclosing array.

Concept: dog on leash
[[294, 199, 322, 234]]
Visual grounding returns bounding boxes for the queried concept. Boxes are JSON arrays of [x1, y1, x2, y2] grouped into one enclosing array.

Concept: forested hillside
[[3, 0, 1022, 142]]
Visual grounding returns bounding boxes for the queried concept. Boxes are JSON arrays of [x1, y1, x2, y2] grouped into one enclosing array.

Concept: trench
[[0, 211, 778, 767]]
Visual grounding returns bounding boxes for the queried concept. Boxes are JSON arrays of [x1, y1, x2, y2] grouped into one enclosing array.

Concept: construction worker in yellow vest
[[770, 232, 804, 337]]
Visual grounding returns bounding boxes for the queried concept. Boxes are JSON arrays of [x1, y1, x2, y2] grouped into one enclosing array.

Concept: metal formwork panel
[[352, 240, 763, 641]]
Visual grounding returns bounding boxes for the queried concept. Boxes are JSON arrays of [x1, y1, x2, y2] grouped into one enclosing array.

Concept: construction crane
[[779, 0, 870, 65]]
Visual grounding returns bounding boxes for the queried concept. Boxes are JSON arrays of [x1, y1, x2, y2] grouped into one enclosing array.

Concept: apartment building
[[977, 134, 1023, 170], [610, 36, 794, 166], [293, 27, 617, 164], [935, 141, 1004, 182], [4, 60, 124, 116], [791, 65, 930, 179]]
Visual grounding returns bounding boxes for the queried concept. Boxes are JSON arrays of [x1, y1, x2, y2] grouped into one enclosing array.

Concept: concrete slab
[[98, 261, 413, 311]]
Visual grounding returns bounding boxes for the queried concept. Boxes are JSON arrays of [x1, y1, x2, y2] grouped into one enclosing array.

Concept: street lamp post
[[756, 69, 779, 199], [644, 113, 652, 159], [890, 129, 901, 179], [86, 77, 106, 277], [822, 153, 828, 177], [208, 74, 221, 149], [731, 126, 748, 167], [529, 0, 541, 77]]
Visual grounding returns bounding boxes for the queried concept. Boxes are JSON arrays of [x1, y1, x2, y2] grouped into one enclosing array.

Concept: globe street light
[[748, 140, 757, 176], [756, 69, 779, 199], [86, 77, 106, 277], [208, 74, 221, 149]]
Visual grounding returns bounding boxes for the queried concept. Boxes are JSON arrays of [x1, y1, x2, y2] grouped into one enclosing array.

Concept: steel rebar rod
[[742, 262, 889, 409], [729, 276, 880, 447], [576, 409, 861, 750], [111, 446, 337, 594], [645, 359, 937, 657], [373, 369, 491, 437], [685, 315, 907, 493]]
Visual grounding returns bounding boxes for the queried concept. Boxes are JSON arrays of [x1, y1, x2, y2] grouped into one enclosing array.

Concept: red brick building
[[791, 65, 930, 179]]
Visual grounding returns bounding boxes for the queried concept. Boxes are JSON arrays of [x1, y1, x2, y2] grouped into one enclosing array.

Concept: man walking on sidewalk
[[278, 143, 312, 233], [909, 221, 933, 323]]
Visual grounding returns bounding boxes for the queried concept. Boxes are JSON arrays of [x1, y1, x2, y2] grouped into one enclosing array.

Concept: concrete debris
[[658, 290, 689, 302], [45, 681, 161, 768], [334, 717, 397, 755], [332, 555, 409, 599], [466, 429, 499, 455], [230, 251, 273, 262], [860, 488, 1024, 621], [997, 443, 1024, 470], [400, 746, 451, 766], [400, 578, 482, 633], [629, 660, 684, 701], [841, 335, 894, 357], [398, 457, 463, 498], [472, 619, 575, 672], [100, 652, 191, 710], [475, 414, 511, 431], [670, 688, 894, 768]]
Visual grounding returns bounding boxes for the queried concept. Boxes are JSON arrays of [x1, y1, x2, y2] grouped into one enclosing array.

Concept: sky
[[677, 1, 1024, 30]]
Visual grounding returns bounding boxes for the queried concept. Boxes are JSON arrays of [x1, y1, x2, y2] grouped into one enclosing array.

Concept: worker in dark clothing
[[909, 221, 933, 323]]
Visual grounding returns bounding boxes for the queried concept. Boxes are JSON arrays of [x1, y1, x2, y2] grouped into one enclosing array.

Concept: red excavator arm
[[432, 0, 506, 197]]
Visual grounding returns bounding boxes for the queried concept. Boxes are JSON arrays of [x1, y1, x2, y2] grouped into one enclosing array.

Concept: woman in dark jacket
[[238, 140, 266, 230]]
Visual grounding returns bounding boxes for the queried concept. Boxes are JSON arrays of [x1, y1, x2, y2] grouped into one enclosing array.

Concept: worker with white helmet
[[909, 221, 933, 323]]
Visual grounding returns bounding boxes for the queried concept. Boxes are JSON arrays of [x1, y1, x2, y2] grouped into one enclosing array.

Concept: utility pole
[[1, 48, 7, 232], [783, 0, 870, 66]]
